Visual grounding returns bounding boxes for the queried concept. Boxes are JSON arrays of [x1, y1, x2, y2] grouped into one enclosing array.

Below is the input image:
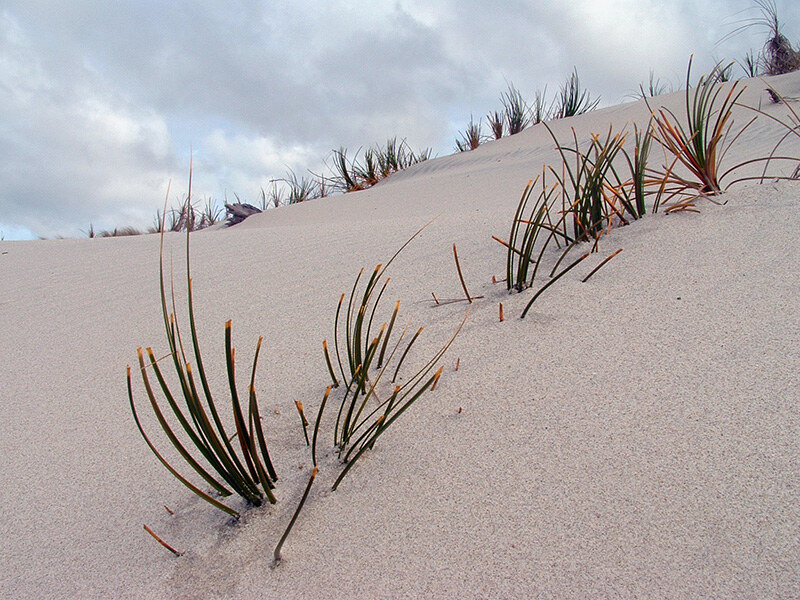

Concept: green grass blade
[[274, 466, 318, 564], [391, 326, 424, 383], [521, 252, 589, 318], [128, 367, 239, 518], [322, 340, 340, 388], [311, 386, 332, 467]]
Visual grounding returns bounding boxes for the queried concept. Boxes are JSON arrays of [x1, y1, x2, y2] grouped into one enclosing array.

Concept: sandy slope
[[1, 72, 799, 599]]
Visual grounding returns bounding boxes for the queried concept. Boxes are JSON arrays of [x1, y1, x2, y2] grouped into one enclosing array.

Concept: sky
[[1, 0, 796, 240]]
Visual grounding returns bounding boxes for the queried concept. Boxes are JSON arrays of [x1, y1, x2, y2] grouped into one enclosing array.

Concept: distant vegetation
[[727, 0, 800, 77], [455, 70, 599, 152]]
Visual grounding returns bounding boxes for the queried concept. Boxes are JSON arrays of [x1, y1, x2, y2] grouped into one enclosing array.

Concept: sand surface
[[1, 73, 799, 599]]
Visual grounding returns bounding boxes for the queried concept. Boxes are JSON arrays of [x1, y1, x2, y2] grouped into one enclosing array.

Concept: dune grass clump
[[501, 84, 533, 135], [259, 181, 285, 210], [128, 188, 277, 519], [726, 0, 799, 76], [456, 116, 483, 152], [554, 69, 600, 119], [648, 57, 797, 201], [283, 169, 323, 203], [497, 107, 680, 310], [498, 123, 646, 303], [273, 223, 469, 562], [635, 70, 672, 99], [500, 57, 800, 318], [548, 123, 640, 240], [649, 58, 753, 197], [459, 73, 597, 149], [321, 223, 469, 484], [487, 110, 504, 139], [531, 88, 553, 124], [97, 225, 143, 238], [330, 138, 431, 193], [321, 223, 465, 469], [148, 196, 225, 234]]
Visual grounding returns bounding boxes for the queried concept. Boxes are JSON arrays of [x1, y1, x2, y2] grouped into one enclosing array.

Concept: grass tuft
[[487, 110, 504, 139], [501, 83, 533, 135], [649, 57, 752, 196], [554, 69, 600, 119], [127, 171, 277, 519], [272, 223, 469, 560], [456, 116, 483, 152]]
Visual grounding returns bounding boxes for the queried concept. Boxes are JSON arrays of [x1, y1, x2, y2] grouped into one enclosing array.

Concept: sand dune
[[1, 72, 799, 599]]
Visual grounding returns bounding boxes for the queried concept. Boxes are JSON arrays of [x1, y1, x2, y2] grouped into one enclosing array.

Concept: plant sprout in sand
[[276, 223, 469, 562], [128, 181, 277, 519]]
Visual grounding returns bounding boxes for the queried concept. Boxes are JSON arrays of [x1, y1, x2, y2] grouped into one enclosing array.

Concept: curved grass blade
[[521, 252, 590, 318], [273, 466, 318, 564], [128, 366, 239, 518], [312, 387, 332, 467], [452, 244, 472, 303], [322, 340, 340, 388], [391, 326, 424, 383], [581, 249, 623, 283]]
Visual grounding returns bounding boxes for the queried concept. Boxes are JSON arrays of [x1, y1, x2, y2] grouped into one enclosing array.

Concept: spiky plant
[[637, 70, 671, 98], [275, 222, 469, 562], [128, 177, 277, 519], [499, 120, 658, 303], [623, 120, 660, 217], [320, 222, 466, 479], [199, 197, 223, 228], [723, 0, 799, 75], [554, 69, 600, 119], [99, 226, 143, 237], [260, 181, 285, 210], [502, 174, 570, 292], [501, 83, 532, 135], [710, 62, 734, 83], [379, 137, 402, 176], [739, 49, 762, 78], [531, 88, 552, 124], [548, 123, 634, 241], [284, 169, 319, 204], [331, 147, 364, 192], [650, 57, 755, 196], [354, 148, 381, 186], [754, 0, 800, 74], [487, 110, 504, 139], [456, 116, 483, 152]]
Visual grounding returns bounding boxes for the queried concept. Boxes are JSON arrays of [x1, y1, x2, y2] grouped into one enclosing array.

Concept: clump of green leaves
[[128, 183, 277, 519], [501, 83, 533, 135], [553, 69, 600, 119], [330, 138, 431, 192], [275, 223, 468, 562], [322, 222, 467, 489], [724, 0, 799, 76]]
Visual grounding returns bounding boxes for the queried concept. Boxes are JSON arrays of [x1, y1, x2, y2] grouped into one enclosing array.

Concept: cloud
[[0, 9, 176, 236]]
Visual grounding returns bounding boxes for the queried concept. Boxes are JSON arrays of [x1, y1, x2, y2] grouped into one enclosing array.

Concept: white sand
[[1, 72, 799, 599]]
